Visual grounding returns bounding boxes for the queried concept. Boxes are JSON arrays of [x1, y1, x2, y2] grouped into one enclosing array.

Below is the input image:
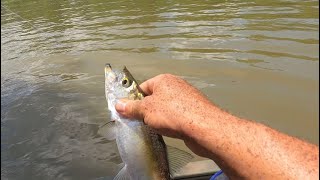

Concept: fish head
[[104, 64, 144, 121], [104, 63, 144, 100]]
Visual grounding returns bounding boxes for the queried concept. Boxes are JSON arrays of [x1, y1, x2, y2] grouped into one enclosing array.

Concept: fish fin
[[113, 165, 130, 180], [167, 146, 194, 177], [98, 121, 117, 140]]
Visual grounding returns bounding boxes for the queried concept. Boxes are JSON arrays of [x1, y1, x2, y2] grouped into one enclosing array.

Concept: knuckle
[[161, 73, 175, 79], [125, 102, 134, 114], [157, 74, 176, 83], [134, 101, 146, 119], [142, 97, 153, 108], [142, 96, 152, 103], [130, 102, 140, 118], [139, 100, 148, 112]]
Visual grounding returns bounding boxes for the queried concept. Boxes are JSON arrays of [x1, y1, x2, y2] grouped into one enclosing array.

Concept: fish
[[101, 64, 193, 180]]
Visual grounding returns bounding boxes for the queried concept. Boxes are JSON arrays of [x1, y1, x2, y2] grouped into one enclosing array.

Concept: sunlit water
[[1, 0, 319, 179]]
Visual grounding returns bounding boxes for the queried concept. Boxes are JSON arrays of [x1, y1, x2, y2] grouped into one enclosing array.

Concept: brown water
[[1, 0, 319, 179]]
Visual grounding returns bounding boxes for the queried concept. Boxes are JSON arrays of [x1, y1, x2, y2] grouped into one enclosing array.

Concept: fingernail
[[115, 100, 126, 113]]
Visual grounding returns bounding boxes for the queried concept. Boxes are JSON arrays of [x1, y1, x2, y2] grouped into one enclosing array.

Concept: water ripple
[[1, 0, 319, 179]]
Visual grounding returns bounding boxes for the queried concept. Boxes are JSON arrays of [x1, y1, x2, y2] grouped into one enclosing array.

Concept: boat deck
[[174, 160, 221, 180]]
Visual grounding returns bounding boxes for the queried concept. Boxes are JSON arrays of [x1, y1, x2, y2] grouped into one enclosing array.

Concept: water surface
[[1, 0, 319, 179]]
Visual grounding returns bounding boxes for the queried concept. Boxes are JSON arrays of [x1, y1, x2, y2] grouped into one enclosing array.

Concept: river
[[1, 0, 319, 179]]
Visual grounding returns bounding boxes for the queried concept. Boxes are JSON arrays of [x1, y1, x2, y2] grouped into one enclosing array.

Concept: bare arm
[[115, 74, 319, 179]]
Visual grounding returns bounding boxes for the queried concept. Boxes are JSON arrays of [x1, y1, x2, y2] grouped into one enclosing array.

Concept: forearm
[[183, 105, 319, 179], [115, 74, 318, 179]]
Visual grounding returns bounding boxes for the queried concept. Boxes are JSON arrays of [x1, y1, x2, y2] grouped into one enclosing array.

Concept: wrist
[[181, 103, 222, 141], [180, 103, 239, 157]]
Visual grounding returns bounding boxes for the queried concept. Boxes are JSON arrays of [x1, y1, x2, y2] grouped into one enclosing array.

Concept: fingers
[[139, 78, 156, 96], [139, 74, 173, 95], [115, 99, 145, 120]]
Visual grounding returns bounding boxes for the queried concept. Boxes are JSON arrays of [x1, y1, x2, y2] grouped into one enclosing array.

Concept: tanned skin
[[115, 74, 319, 180]]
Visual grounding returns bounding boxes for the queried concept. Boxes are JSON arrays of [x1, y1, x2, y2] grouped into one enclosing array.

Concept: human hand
[[115, 74, 216, 140], [116, 75, 320, 180]]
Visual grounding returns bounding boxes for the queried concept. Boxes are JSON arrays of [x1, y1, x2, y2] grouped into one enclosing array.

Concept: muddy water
[[1, 0, 318, 179]]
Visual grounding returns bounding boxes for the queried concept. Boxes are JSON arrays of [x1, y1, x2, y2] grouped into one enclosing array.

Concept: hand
[[115, 74, 219, 156], [116, 74, 222, 157], [116, 74, 320, 179]]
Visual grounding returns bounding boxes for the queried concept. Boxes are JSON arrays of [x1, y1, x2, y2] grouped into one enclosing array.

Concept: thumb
[[115, 99, 145, 120]]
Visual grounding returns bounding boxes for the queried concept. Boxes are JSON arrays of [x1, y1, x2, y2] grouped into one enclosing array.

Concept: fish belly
[[116, 119, 170, 180]]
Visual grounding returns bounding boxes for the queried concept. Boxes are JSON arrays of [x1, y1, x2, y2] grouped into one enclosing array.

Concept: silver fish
[[103, 64, 192, 180]]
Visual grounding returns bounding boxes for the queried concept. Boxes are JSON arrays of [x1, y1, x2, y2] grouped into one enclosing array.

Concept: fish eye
[[122, 77, 132, 88]]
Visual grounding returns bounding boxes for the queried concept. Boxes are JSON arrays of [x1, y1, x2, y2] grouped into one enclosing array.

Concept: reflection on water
[[1, 0, 319, 179]]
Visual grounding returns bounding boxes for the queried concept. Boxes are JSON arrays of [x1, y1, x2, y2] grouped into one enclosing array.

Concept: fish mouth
[[105, 63, 112, 73], [105, 63, 116, 81], [104, 63, 116, 93]]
